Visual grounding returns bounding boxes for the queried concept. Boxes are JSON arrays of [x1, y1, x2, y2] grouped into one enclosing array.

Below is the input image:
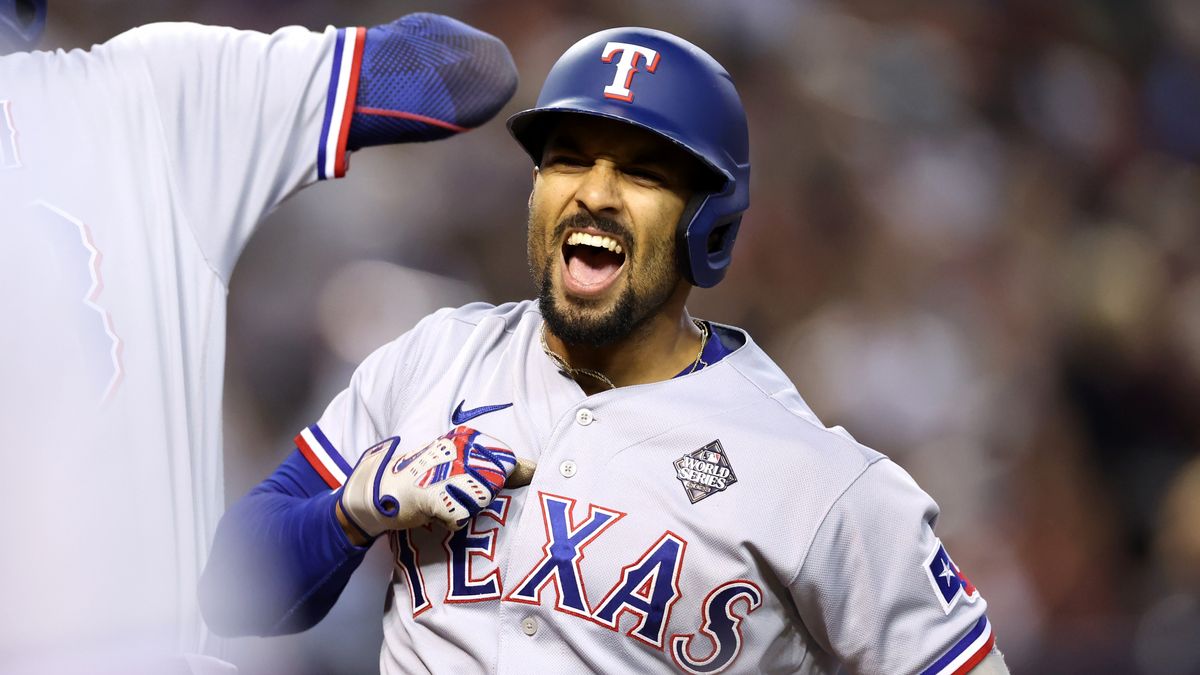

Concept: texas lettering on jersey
[[388, 490, 757, 673]]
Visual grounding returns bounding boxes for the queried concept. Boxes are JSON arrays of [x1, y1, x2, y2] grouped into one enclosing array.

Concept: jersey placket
[[493, 381, 627, 671]]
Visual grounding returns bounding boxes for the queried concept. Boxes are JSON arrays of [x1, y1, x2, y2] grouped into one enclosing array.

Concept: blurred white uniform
[[0, 21, 363, 670]]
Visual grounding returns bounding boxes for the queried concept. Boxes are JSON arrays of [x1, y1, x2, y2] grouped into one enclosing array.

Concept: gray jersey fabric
[[302, 301, 993, 674]]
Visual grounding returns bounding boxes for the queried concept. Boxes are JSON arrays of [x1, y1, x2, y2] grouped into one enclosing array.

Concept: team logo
[[601, 41, 659, 102], [924, 539, 980, 613], [674, 440, 737, 503]]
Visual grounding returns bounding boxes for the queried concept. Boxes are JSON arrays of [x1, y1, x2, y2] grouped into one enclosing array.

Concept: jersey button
[[521, 617, 538, 636], [559, 460, 577, 478], [575, 408, 594, 426]]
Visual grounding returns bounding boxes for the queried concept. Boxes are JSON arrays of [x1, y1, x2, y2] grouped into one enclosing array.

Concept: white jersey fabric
[[0, 22, 363, 670], [300, 301, 995, 675]]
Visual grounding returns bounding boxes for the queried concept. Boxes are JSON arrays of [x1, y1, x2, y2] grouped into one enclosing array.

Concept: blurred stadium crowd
[[37, 0, 1200, 673]]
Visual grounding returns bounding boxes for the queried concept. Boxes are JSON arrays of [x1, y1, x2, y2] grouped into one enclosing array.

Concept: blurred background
[[34, 0, 1200, 673]]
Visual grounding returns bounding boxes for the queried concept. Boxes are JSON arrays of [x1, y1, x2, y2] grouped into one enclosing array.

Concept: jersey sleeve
[[101, 22, 365, 280], [791, 459, 994, 675], [295, 308, 456, 487]]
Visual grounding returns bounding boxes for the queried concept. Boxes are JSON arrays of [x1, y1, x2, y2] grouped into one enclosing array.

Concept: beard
[[530, 211, 679, 349]]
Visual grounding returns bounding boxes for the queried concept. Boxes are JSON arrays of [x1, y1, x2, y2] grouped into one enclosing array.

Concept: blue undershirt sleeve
[[346, 13, 518, 150], [199, 450, 373, 637]]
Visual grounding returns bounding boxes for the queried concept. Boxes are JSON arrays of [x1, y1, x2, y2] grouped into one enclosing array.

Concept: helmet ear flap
[[703, 217, 741, 282], [675, 194, 706, 286], [678, 203, 742, 288]]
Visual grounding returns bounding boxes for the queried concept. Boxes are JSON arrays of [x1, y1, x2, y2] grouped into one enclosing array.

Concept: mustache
[[553, 213, 632, 252]]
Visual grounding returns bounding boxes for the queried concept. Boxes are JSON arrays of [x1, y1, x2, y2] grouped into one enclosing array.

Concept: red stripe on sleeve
[[353, 106, 468, 133], [295, 432, 342, 489], [334, 26, 367, 178], [953, 631, 996, 675]]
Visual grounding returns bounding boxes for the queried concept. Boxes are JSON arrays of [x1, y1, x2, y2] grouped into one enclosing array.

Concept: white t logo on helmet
[[601, 42, 660, 102]]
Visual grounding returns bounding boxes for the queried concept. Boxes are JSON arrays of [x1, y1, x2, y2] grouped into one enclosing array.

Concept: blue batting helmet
[[508, 27, 750, 288], [0, 0, 46, 52]]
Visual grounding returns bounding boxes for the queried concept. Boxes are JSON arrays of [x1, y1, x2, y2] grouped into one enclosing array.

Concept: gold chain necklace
[[540, 319, 710, 391]]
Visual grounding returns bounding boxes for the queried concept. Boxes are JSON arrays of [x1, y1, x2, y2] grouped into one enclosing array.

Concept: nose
[[573, 161, 621, 216]]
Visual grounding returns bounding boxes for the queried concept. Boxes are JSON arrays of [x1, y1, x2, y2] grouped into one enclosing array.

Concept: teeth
[[567, 231, 623, 255]]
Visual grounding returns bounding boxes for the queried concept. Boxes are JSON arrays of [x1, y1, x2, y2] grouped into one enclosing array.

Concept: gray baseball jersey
[[0, 22, 364, 667], [299, 301, 994, 674]]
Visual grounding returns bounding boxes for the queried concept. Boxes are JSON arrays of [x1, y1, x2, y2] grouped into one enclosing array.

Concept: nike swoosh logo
[[452, 400, 513, 425]]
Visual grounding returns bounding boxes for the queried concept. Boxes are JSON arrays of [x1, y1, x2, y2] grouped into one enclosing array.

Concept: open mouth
[[561, 230, 628, 297]]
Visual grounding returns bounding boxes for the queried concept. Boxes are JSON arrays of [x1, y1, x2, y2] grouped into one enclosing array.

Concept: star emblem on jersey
[[924, 539, 981, 613], [673, 440, 737, 504]]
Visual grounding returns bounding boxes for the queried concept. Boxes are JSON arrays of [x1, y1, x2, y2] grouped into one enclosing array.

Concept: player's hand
[[337, 426, 534, 543]]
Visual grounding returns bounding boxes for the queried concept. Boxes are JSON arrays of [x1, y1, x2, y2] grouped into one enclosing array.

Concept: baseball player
[[200, 27, 1009, 674], [0, 6, 516, 672]]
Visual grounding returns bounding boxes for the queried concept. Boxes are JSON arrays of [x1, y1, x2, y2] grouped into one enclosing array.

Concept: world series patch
[[674, 440, 737, 503]]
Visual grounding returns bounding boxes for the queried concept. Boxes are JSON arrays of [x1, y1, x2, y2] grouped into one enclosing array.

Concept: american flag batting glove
[[339, 426, 518, 538]]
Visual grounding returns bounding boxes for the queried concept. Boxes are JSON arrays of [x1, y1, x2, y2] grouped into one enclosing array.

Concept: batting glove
[[339, 426, 531, 539]]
